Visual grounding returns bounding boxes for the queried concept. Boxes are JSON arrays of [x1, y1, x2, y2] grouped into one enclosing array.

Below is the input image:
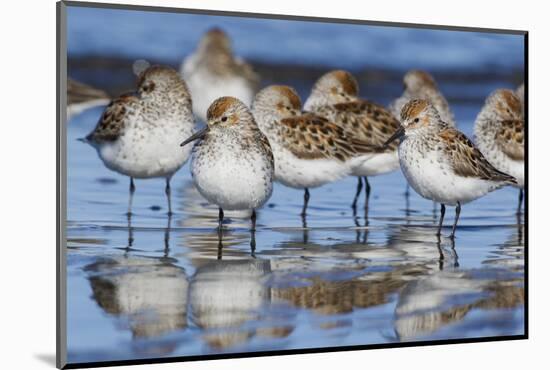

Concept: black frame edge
[[523, 32, 529, 339]]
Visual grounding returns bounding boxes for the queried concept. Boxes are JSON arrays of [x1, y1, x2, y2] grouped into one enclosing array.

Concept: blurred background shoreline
[[67, 6, 524, 108], [68, 55, 524, 106]]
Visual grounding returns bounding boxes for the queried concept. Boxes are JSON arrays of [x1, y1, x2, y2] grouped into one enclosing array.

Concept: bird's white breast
[[97, 115, 195, 179], [191, 136, 273, 211], [399, 137, 501, 205]]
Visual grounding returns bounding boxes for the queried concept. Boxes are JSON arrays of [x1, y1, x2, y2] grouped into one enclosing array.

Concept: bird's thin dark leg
[[127, 177, 136, 216], [404, 184, 411, 220], [301, 213, 309, 244], [126, 212, 134, 252], [218, 207, 224, 230], [251, 209, 257, 231], [450, 236, 459, 268], [437, 204, 446, 236], [301, 188, 310, 217], [165, 178, 173, 216], [250, 231, 256, 258], [450, 202, 461, 239], [250, 210, 257, 257], [517, 189, 524, 215], [362, 228, 368, 244], [364, 177, 371, 209], [364, 192, 370, 227], [217, 207, 224, 260], [436, 234, 444, 271], [217, 236, 223, 260], [351, 177, 363, 210], [163, 213, 172, 257], [301, 189, 310, 243]]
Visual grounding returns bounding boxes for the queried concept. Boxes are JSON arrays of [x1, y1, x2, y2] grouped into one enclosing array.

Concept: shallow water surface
[[66, 97, 525, 363]]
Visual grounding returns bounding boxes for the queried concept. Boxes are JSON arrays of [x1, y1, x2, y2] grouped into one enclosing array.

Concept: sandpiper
[[67, 78, 110, 119], [474, 89, 524, 213], [389, 70, 455, 127], [253, 85, 375, 217], [180, 96, 274, 231], [304, 70, 401, 210], [385, 99, 517, 238], [181, 28, 260, 122], [83, 65, 196, 215]]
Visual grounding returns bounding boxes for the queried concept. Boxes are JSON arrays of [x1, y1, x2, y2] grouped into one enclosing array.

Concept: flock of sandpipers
[[72, 28, 525, 242]]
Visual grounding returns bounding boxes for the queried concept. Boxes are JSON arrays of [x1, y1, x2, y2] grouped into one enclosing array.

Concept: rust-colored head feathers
[[200, 27, 232, 52], [207, 96, 239, 120], [404, 70, 437, 91], [486, 89, 522, 120], [315, 70, 359, 97], [400, 99, 430, 122], [399, 99, 443, 131], [305, 70, 360, 109], [206, 96, 252, 127], [329, 70, 359, 96], [253, 85, 303, 118], [270, 86, 302, 112]]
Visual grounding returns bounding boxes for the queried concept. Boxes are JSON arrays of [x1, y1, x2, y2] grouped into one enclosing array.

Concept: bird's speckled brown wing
[[321, 100, 402, 151], [495, 119, 524, 161], [438, 126, 517, 184], [279, 113, 376, 162], [86, 93, 140, 143]]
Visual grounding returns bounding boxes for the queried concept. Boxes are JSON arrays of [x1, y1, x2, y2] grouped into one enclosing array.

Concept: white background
[[1, 0, 547, 368]]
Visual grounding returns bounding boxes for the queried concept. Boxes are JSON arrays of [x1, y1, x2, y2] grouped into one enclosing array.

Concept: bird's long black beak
[[383, 126, 405, 149], [180, 126, 209, 147], [77, 134, 92, 144]]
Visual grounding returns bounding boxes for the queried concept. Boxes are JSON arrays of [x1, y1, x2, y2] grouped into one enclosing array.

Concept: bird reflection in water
[[393, 269, 524, 341], [270, 225, 462, 332], [86, 257, 188, 353], [392, 225, 523, 342], [188, 259, 292, 349], [84, 214, 188, 356]]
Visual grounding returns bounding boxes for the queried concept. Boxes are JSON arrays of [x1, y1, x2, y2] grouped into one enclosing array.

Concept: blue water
[[64, 4, 525, 366], [67, 6, 524, 71]]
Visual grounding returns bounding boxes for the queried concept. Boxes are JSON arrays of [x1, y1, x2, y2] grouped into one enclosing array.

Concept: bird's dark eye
[[142, 81, 155, 92], [285, 106, 291, 110], [221, 116, 227, 122], [414, 118, 420, 123]]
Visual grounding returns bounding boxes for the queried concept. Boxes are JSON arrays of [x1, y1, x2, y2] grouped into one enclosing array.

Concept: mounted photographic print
[[57, 1, 527, 368]]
